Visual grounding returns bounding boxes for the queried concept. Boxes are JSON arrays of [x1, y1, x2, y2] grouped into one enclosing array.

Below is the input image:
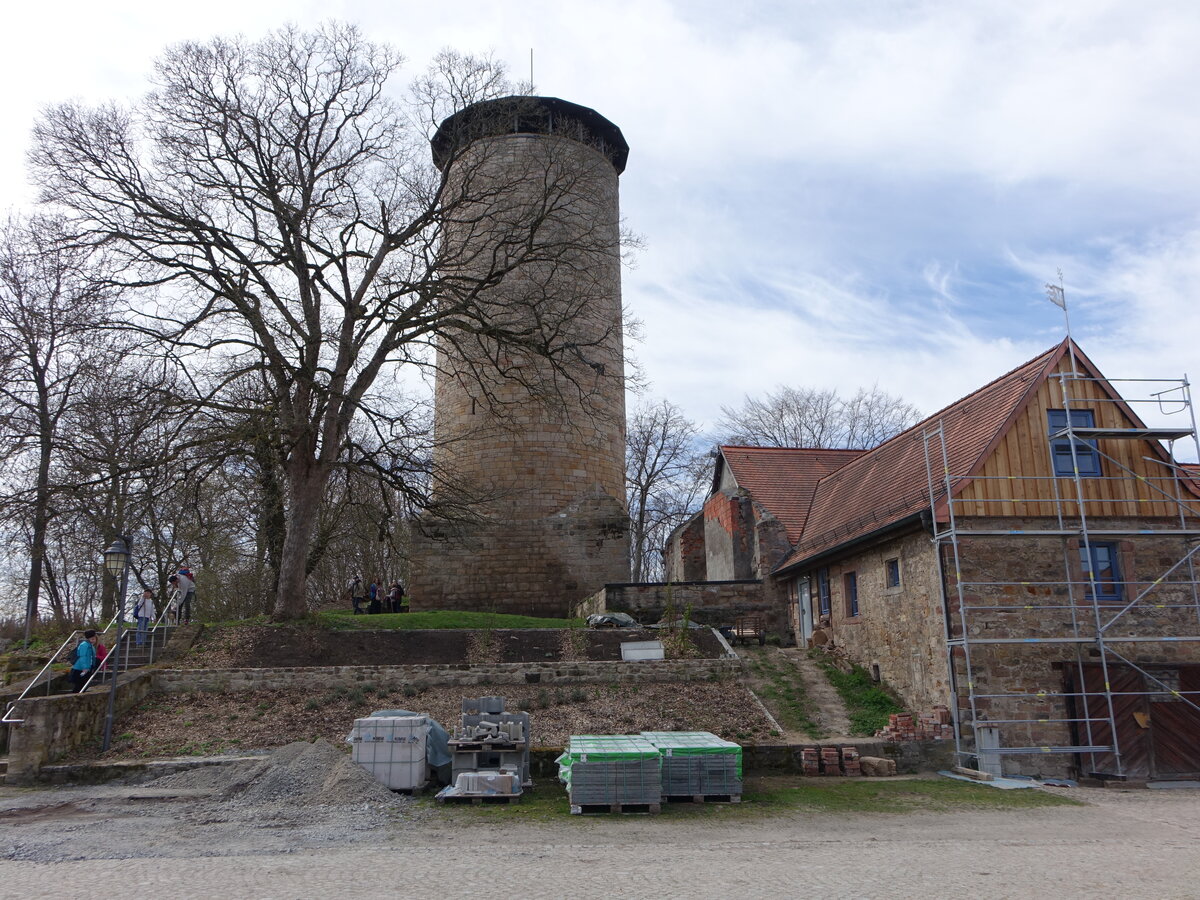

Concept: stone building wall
[[410, 490, 628, 617], [944, 516, 1200, 777], [797, 526, 951, 712], [788, 515, 1200, 778]]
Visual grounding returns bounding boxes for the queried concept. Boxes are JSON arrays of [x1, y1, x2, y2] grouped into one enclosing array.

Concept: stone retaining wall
[[6, 671, 156, 784], [154, 658, 743, 693]]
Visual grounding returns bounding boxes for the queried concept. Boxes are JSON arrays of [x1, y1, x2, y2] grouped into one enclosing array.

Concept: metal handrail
[[81, 601, 178, 693], [2, 612, 121, 724]]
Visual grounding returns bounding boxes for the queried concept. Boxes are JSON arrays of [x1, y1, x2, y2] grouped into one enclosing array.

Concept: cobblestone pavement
[[2, 784, 1198, 898]]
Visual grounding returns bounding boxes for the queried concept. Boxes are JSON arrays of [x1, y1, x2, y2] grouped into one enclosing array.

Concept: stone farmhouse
[[654, 338, 1200, 781]]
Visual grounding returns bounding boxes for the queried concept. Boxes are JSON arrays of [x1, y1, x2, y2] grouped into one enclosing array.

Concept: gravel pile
[[153, 739, 399, 809]]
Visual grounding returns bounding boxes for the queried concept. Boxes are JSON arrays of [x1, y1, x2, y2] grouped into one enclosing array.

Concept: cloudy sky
[[4, 0, 1199, 448]]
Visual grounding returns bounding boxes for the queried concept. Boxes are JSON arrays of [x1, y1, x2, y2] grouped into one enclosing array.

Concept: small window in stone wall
[[818, 568, 831, 616], [885, 558, 901, 588], [844, 571, 859, 618]]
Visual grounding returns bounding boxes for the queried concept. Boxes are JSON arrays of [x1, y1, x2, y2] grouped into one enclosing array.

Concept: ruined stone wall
[[592, 580, 782, 632], [663, 512, 706, 583], [704, 493, 755, 580]]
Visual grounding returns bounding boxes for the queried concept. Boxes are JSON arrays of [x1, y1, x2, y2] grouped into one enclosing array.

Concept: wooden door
[[1148, 666, 1200, 778]]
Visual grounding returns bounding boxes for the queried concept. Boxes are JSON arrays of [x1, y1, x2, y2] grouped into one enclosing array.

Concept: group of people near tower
[[347, 574, 405, 615]]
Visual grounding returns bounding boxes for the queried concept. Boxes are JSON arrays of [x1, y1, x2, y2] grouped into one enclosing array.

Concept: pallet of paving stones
[[559, 735, 663, 807], [640, 731, 743, 800], [436, 792, 522, 806], [570, 801, 661, 815], [661, 792, 742, 804]]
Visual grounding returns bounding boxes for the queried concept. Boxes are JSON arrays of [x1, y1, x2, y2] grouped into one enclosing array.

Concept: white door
[[797, 579, 813, 644]]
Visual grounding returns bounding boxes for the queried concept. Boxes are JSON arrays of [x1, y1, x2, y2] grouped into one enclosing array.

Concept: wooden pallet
[[436, 793, 522, 806], [662, 793, 742, 804], [570, 801, 662, 815]]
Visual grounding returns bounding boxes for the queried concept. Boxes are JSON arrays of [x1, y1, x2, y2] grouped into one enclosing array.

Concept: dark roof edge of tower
[[430, 95, 629, 174]]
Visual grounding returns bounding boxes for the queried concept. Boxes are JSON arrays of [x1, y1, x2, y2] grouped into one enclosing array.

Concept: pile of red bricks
[[875, 705, 955, 741], [801, 747, 820, 776], [840, 745, 861, 776], [800, 745, 864, 776]]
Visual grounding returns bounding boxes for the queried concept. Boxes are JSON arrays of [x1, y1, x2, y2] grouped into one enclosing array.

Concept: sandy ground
[[0, 758, 1197, 899]]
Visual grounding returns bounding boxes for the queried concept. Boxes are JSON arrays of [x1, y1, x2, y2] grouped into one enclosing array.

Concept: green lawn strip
[[810, 653, 904, 735], [318, 610, 584, 630], [426, 776, 1080, 821], [747, 653, 828, 740]]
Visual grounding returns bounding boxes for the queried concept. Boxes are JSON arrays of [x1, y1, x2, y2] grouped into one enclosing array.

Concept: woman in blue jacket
[[70, 630, 98, 693]]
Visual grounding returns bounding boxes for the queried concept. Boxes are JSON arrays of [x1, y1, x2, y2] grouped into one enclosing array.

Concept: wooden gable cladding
[[954, 355, 1194, 519]]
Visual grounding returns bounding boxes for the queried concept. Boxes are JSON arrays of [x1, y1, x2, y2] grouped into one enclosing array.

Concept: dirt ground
[[186, 625, 723, 667], [74, 677, 777, 762], [1, 763, 1197, 898]]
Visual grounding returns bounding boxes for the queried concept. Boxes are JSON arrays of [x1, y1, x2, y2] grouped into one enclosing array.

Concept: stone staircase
[[90, 625, 179, 683]]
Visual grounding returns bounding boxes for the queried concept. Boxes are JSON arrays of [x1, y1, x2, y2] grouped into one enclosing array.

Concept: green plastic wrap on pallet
[[640, 731, 743, 778], [558, 735, 662, 786]]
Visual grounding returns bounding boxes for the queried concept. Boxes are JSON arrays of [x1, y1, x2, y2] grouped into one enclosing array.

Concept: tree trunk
[[272, 462, 330, 619]]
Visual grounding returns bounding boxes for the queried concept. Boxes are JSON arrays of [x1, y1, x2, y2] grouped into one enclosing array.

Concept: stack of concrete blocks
[[875, 705, 954, 742], [453, 696, 532, 787]]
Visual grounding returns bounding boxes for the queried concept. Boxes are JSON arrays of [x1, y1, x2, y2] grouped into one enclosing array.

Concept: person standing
[[388, 581, 405, 613], [347, 574, 366, 614], [70, 630, 98, 693], [169, 569, 196, 624], [133, 589, 157, 646]]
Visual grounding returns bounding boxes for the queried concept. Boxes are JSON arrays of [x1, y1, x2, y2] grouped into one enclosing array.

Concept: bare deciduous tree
[[32, 25, 625, 619], [0, 215, 110, 638], [626, 400, 707, 582], [718, 385, 921, 450]]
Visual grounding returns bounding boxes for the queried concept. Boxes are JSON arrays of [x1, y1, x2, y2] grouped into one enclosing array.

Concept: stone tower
[[409, 96, 630, 616]]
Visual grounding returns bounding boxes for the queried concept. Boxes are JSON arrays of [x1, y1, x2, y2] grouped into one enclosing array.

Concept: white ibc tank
[[347, 715, 431, 790]]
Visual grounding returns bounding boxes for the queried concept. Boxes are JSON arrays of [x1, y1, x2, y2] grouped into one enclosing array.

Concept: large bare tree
[[718, 385, 921, 450], [0, 215, 111, 638], [31, 26, 621, 619]]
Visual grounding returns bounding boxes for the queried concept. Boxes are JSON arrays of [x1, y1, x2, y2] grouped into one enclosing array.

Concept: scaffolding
[[923, 347, 1200, 780]]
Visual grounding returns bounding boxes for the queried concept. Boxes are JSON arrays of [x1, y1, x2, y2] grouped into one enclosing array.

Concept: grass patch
[[810, 652, 904, 735], [425, 775, 1080, 822], [318, 610, 584, 631], [746, 653, 828, 740]]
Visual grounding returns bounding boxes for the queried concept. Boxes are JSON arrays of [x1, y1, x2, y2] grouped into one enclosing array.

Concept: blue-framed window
[[885, 558, 901, 588], [1080, 542, 1123, 602], [817, 568, 831, 616], [844, 571, 859, 617], [1047, 408, 1101, 477]]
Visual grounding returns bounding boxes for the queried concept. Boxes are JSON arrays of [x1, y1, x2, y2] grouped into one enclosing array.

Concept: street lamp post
[[102, 535, 131, 753]]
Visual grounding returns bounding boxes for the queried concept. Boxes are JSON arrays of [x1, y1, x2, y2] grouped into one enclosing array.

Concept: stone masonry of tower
[[409, 97, 631, 617]]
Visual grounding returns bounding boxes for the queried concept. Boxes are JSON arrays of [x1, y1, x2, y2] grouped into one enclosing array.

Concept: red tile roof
[[718, 446, 863, 543], [774, 339, 1072, 572]]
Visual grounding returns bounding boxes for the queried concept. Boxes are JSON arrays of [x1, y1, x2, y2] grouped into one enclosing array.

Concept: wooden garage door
[[1149, 666, 1200, 778], [1073, 664, 1200, 780]]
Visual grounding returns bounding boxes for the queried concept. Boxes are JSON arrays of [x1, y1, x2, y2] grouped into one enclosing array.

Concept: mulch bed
[[80, 679, 775, 762]]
